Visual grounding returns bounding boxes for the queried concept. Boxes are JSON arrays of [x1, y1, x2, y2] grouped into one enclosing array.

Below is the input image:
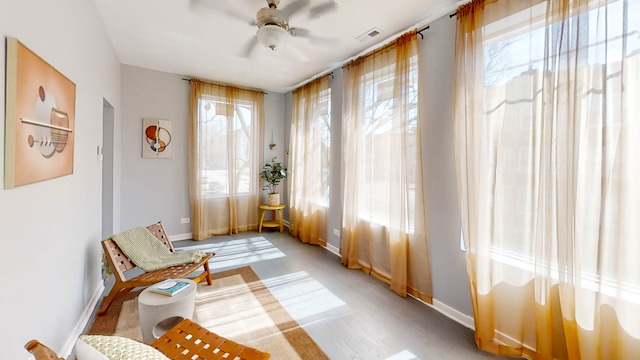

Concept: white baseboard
[[61, 282, 105, 357], [304, 233, 476, 333], [171, 233, 193, 241], [430, 299, 475, 330], [324, 242, 341, 257]]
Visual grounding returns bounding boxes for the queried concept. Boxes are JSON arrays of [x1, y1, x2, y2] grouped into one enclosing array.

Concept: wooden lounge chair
[[26, 320, 270, 360], [24, 340, 63, 360], [98, 221, 215, 315]]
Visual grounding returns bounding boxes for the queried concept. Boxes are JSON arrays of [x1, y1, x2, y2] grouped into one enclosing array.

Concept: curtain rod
[[417, 25, 430, 39], [181, 77, 268, 95], [450, 11, 457, 18], [341, 31, 412, 69]]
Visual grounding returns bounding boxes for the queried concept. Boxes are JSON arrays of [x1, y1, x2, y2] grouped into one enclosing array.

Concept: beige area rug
[[88, 266, 329, 359]]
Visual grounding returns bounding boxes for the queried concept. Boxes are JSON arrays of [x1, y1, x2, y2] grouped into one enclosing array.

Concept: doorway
[[102, 99, 115, 239]]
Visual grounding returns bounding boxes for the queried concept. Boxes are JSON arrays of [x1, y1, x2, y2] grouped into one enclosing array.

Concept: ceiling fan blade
[[309, 1, 338, 18], [290, 27, 336, 45], [289, 27, 311, 37], [189, 0, 256, 26], [285, 43, 310, 63], [238, 36, 260, 58], [279, 0, 311, 19]]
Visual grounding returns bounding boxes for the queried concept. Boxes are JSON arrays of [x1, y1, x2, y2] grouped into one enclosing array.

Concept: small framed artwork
[[4, 37, 76, 189], [142, 118, 172, 159]]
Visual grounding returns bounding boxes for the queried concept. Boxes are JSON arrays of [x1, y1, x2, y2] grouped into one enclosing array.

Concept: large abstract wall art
[[4, 37, 76, 189], [142, 118, 172, 159]]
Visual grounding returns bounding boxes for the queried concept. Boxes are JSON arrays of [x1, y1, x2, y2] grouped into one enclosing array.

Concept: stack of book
[[149, 279, 190, 297]]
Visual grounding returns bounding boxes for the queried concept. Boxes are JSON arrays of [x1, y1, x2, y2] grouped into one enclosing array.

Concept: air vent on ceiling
[[356, 28, 382, 42]]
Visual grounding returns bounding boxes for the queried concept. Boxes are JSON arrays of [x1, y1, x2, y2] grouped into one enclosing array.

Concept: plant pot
[[267, 193, 280, 206]]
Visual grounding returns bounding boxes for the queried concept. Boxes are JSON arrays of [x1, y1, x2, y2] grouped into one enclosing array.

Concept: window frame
[[355, 56, 420, 232], [197, 94, 259, 199]]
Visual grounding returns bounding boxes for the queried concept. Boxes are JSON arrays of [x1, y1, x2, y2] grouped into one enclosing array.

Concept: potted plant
[[259, 157, 287, 206]]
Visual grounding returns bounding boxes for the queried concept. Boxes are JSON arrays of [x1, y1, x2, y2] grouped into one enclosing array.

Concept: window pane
[[319, 88, 331, 206], [358, 57, 419, 231], [481, 0, 640, 275], [198, 97, 257, 198]]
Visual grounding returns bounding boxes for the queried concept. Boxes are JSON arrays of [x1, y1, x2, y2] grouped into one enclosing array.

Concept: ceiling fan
[[191, 0, 337, 60]]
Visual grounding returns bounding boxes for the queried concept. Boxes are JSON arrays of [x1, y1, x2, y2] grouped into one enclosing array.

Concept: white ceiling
[[94, 0, 460, 93]]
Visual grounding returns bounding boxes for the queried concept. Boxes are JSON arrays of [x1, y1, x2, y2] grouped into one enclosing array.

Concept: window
[[289, 76, 331, 245], [292, 87, 332, 206], [341, 31, 430, 300], [197, 96, 259, 198], [357, 58, 419, 231], [477, 0, 640, 284], [317, 88, 331, 206], [455, 1, 640, 354]]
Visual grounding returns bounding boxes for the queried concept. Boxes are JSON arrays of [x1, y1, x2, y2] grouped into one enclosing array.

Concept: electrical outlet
[[181, 218, 190, 224], [333, 229, 340, 236]]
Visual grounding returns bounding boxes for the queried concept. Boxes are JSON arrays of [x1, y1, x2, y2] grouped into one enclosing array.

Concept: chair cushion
[[75, 337, 109, 360], [78, 335, 169, 360]]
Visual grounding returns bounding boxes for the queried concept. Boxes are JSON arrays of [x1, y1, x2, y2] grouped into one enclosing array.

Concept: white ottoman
[[138, 279, 197, 344]]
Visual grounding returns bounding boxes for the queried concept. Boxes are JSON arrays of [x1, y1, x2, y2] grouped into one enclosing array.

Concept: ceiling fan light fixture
[[256, 24, 289, 51]]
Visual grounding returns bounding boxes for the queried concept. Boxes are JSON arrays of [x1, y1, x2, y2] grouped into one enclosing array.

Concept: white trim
[[424, 297, 537, 352], [320, 235, 475, 332], [324, 242, 341, 257], [494, 329, 536, 353], [60, 282, 105, 357], [430, 299, 475, 330], [489, 246, 640, 305], [170, 232, 193, 241]]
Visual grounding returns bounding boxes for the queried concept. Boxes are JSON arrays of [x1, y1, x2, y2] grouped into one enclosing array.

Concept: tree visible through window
[[289, 75, 331, 245], [188, 80, 263, 238], [454, 1, 640, 356], [197, 97, 258, 198], [358, 61, 419, 231]]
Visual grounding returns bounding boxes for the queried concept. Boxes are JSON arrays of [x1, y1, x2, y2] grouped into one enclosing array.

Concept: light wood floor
[[173, 230, 505, 360]]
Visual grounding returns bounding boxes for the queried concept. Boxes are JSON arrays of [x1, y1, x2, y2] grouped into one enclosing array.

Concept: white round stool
[[137, 279, 197, 344]]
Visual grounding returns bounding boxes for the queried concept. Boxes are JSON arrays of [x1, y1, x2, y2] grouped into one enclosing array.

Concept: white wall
[[119, 65, 286, 236], [0, 1, 121, 359]]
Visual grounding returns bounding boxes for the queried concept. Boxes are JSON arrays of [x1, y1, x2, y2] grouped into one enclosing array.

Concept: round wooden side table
[[258, 203, 285, 233]]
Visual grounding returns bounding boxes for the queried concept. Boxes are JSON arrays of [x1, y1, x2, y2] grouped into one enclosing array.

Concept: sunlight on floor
[[180, 236, 286, 270], [261, 271, 349, 325], [385, 350, 419, 360]]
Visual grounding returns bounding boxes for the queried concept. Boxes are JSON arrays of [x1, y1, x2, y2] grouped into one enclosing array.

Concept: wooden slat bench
[[26, 319, 270, 360], [98, 221, 215, 315], [152, 319, 271, 360]]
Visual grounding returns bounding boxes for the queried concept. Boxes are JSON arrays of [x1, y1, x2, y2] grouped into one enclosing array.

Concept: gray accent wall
[[263, 89, 286, 206], [102, 99, 115, 239], [120, 65, 192, 236], [418, 15, 471, 315], [283, 14, 472, 317], [119, 65, 286, 237], [328, 69, 344, 249]]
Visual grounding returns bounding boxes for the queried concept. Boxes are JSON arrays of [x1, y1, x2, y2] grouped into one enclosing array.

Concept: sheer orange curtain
[[288, 75, 331, 246], [455, 0, 640, 358], [189, 80, 264, 239], [341, 30, 432, 301]]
